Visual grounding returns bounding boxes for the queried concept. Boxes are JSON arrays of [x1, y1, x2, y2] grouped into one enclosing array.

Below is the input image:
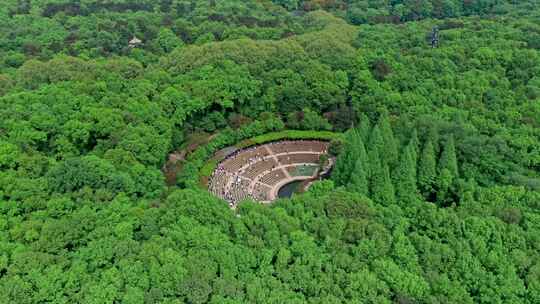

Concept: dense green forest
[[1, 0, 540, 303]]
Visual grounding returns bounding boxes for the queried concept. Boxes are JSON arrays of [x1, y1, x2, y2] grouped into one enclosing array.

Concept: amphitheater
[[208, 140, 332, 207]]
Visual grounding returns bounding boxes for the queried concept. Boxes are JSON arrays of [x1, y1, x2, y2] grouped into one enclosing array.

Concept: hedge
[[237, 130, 342, 148], [177, 117, 286, 188]]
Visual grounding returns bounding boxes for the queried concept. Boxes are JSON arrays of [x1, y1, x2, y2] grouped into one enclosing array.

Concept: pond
[[277, 180, 303, 198], [277, 167, 333, 199]]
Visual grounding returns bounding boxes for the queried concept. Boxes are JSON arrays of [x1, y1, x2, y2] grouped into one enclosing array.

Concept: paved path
[[264, 145, 292, 178]]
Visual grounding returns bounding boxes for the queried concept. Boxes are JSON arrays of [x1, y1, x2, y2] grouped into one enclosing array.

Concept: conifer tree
[[332, 128, 363, 186], [368, 124, 385, 160], [418, 140, 437, 200], [332, 147, 349, 186], [348, 128, 363, 161], [332, 130, 352, 185], [357, 112, 371, 142], [353, 129, 369, 166], [347, 133, 369, 194], [427, 125, 440, 155], [348, 158, 369, 196], [394, 144, 418, 204], [381, 163, 396, 205], [436, 168, 453, 206], [438, 135, 458, 178], [458, 178, 477, 208], [409, 129, 420, 167], [377, 109, 398, 165], [370, 150, 396, 205]]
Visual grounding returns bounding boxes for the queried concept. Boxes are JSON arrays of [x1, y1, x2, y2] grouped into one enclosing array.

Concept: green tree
[[332, 129, 362, 186], [156, 28, 183, 53], [439, 135, 459, 178], [418, 140, 437, 200], [194, 32, 216, 45], [377, 109, 398, 165], [287, 108, 332, 131], [347, 134, 369, 195], [0, 74, 14, 95], [0, 140, 20, 169], [436, 168, 454, 206], [357, 112, 371, 142], [348, 158, 369, 196], [428, 125, 441, 155], [368, 124, 385, 162], [46, 156, 135, 196], [394, 144, 419, 204], [180, 60, 261, 112], [409, 129, 420, 166], [370, 149, 396, 205], [273, 0, 300, 10]]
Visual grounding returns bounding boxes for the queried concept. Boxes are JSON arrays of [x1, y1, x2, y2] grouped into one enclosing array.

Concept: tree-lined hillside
[[0, 0, 539, 303]]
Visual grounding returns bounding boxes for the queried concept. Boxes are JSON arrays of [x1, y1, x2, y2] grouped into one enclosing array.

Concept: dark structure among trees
[[430, 27, 440, 48]]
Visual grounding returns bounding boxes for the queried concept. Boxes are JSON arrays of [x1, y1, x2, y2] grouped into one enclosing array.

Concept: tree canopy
[[0, 0, 539, 303]]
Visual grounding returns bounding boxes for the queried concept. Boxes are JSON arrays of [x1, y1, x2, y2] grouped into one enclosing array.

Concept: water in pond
[[277, 180, 303, 198]]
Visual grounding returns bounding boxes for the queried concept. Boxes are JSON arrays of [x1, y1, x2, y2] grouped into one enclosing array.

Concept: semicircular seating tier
[[208, 140, 330, 207]]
